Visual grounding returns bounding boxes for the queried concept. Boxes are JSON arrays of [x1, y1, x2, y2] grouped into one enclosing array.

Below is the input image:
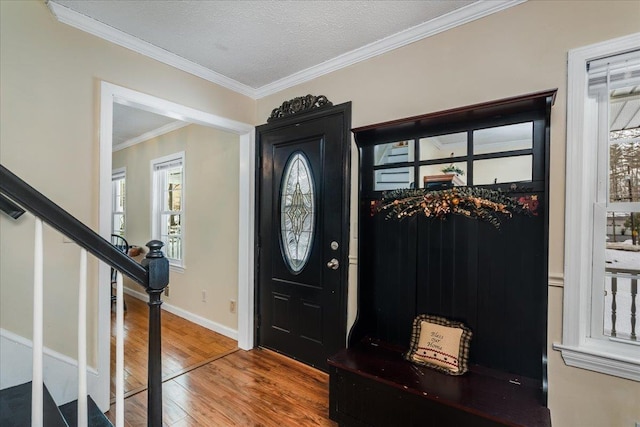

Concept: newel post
[[141, 240, 169, 427]]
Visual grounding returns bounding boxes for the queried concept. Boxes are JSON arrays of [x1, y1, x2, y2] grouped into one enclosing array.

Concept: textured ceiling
[[52, 0, 476, 89]]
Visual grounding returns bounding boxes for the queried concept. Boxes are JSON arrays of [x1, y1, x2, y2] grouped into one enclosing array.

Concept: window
[[151, 152, 185, 269], [112, 168, 126, 236], [555, 33, 640, 381]]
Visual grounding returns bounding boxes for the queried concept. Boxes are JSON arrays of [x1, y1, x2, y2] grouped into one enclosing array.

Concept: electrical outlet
[[230, 300, 236, 313], [201, 290, 206, 302], [164, 286, 169, 297]]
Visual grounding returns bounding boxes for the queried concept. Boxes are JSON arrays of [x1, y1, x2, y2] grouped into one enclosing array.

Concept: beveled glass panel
[[374, 140, 414, 165], [419, 132, 467, 160], [473, 155, 532, 185], [473, 122, 532, 155], [280, 152, 315, 273], [374, 167, 414, 191], [419, 163, 467, 188]]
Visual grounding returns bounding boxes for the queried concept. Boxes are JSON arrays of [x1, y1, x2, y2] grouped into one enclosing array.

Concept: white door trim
[[97, 81, 255, 411]]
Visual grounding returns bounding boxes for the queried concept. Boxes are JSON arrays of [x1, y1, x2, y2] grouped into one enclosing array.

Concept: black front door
[[256, 103, 351, 371]]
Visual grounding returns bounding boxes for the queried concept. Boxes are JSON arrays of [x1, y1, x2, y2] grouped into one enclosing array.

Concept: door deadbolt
[[330, 241, 339, 250], [327, 258, 339, 270]]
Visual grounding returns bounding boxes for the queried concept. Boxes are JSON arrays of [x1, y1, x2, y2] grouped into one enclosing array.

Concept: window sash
[[588, 49, 640, 344]]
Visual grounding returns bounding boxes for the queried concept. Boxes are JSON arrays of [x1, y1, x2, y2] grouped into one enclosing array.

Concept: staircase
[[0, 164, 171, 426], [0, 382, 110, 427]]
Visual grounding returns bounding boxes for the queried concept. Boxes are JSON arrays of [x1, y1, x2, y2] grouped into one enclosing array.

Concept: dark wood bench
[[328, 338, 552, 427]]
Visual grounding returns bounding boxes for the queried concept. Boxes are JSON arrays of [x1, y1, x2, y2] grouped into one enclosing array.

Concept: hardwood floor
[[106, 348, 336, 426], [111, 294, 238, 399], [108, 294, 335, 426]]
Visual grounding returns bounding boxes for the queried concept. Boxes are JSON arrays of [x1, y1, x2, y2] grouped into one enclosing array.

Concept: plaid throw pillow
[[404, 314, 472, 375]]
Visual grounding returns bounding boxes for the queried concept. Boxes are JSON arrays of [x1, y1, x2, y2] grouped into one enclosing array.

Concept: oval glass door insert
[[280, 151, 315, 273]]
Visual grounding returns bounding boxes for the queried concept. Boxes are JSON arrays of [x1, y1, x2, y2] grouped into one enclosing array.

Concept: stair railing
[[0, 164, 169, 427]]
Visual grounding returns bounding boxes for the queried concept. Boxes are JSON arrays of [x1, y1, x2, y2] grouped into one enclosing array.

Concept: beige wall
[[256, 1, 640, 426], [0, 0, 254, 365], [112, 124, 240, 330]]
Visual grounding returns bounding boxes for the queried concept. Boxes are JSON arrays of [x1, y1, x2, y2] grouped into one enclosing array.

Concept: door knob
[[327, 258, 339, 270]]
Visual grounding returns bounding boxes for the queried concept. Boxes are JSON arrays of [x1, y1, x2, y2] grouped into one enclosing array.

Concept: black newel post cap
[[145, 240, 165, 258], [142, 240, 169, 290]]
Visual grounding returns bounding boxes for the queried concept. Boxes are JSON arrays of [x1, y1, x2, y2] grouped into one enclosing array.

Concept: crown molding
[[46, 1, 257, 98], [113, 120, 189, 152], [48, 0, 525, 101], [254, 0, 527, 98]]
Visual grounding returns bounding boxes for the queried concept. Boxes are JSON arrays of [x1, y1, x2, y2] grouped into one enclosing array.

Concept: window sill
[[552, 342, 640, 381], [169, 264, 185, 274]]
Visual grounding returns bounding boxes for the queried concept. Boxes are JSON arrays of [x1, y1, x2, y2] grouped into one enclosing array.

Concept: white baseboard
[[123, 287, 238, 340], [0, 328, 99, 405]]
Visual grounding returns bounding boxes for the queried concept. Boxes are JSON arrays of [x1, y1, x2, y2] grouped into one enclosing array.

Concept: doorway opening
[[96, 81, 254, 411]]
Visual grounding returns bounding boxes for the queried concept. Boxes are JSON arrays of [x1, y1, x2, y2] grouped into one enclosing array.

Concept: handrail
[[0, 164, 148, 286], [0, 193, 26, 219]]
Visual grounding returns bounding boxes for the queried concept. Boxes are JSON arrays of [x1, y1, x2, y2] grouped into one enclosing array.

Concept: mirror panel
[[473, 155, 532, 185], [374, 140, 414, 166], [374, 167, 414, 191], [419, 132, 467, 161], [419, 163, 467, 188], [473, 122, 533, 155]]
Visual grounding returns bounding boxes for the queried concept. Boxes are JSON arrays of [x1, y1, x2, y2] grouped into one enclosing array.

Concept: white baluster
[[32, 218, 43, 427], [77, 248, 88, 427], [115, 271, 125, 427]]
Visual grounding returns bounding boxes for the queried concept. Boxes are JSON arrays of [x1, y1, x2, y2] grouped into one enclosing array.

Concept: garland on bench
[[374, 187, 537, 229]]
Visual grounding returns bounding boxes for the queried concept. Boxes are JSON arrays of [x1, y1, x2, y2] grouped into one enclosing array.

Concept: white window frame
[[553, 32, 640, 382], [151, 152, 186, 271], [111, 167, 126, 237]]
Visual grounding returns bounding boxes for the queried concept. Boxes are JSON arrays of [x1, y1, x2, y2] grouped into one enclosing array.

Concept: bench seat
[[328, 338, 551, 427]]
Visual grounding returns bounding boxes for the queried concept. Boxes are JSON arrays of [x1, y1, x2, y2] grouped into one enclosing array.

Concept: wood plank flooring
[[111, 294, 238, 398], [108, 293, 335, 426], [106, 348, 336, 426]]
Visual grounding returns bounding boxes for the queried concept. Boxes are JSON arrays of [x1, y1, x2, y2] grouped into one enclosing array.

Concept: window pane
[[168, 186, 182, 211], [419, 163, 466, 188], [609, 141, 640, 204], [374, 167, 414, 191], [163, 235, 182, 260], [473, 122, 533, 155], [419, 132, 467, 161], [111, 176, 125, 235], [608, 84, 640, 204], [473, 155, 532, 185], [162, 213, 181, 234], [603, 211, 639, 341], [280, 152, 315, 273], [113, 179, 125, 212], [163, 167, 183, 211], [112, 213, 125, 236]]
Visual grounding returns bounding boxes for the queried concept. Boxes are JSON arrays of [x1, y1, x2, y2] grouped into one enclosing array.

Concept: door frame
[[97, 81, 255, 411], [254, 103, 352, 354]]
